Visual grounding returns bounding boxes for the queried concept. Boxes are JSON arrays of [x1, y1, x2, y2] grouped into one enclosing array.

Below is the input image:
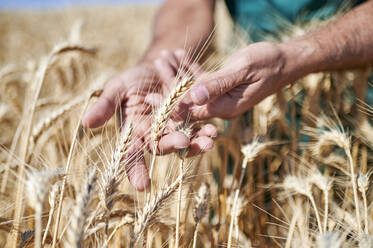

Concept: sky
[[0, 0, 163, 10]]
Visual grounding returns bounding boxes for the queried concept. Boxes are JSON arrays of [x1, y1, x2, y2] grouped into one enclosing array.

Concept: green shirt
[[225, 0, 365, 42]]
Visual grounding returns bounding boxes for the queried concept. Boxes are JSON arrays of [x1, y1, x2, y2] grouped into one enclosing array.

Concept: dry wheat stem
[[362, 189, 369, 234], [175, 157, 184, 248], [227, 156, 248, 248], [0, 118, 24, 193], [284, 210, 299, 248], [104, 215, 134, 246], [9, 43, 95, 248], [34, 199, 42, 248], [346, 149, 362, 233], [358, 172, 370, 234], [9, 58, 49, 248], [323, 189, 329, 233], [309, 171, 331, 233], [52, 90, 100, 248], [309, 193, 323, 234], [192, 183, 209, 248], [192, 222, 200, 248], [227, 139, 268, 248], [42, 182, 61, 244], [84, 214, 134, 239]]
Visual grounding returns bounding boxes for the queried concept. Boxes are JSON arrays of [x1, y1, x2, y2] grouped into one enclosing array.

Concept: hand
[[175, 42, 302, 120], [82, 50, 217, 191]]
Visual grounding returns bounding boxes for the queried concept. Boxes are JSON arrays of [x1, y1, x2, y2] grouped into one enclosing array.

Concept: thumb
[[82, 76, 126, 128], [190, 69, 240, 106]]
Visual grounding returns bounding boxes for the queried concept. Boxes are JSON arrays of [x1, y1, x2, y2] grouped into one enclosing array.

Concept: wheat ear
[[99, 124, 133, 236], [52, 89, 101, 248], [65, 169, 96, 248], [308, 171, 332, 232], [9, 43, 95, 248], [283, 175, 323, 233], [358, 172, 371, 234], [30, 97, 84, 150], [133, 174, 185, 244], [25, 170, 59, 248], [149, 76, 193, 179], [305, 113, 362, 233]]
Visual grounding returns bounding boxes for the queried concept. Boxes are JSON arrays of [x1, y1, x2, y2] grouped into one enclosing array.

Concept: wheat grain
[[149, 76, 194, 179], [133, 174, 184, 244]]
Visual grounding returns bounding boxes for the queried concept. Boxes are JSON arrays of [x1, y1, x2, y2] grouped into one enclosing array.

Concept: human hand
[[174, 42, 303, 120], [82, 50, 217, 191]]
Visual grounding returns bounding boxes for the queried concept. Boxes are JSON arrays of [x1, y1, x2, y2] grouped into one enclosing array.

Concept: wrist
[[278, 38, 319, 81]]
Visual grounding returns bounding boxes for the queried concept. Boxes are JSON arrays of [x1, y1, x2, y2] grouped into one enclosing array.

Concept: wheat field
[[0, 2, 372, 248]]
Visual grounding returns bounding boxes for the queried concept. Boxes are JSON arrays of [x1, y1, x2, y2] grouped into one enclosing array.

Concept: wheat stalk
[[174, 122, 193, 248], [52, 89, 102, 248], [227, 138, 270, 248], [9, 42, 96, 248], [308, 170, 332, 232], [304, 114, 362, 233], [42, 182, 62, 245]]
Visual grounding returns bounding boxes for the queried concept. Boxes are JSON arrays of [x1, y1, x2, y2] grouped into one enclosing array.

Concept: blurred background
[[0, 0, 163, 10]]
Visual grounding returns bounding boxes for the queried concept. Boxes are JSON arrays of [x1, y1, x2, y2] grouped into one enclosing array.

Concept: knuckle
[[214, 76, 232, 96]]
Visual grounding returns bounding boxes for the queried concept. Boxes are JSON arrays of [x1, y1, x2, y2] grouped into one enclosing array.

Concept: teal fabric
[[225, 0, 365, 42]]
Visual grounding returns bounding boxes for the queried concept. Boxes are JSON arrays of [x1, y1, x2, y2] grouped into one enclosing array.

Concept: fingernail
[[205, 142, 214, 151], [174, 143, 189, 149], [191, 85, 209, 105]]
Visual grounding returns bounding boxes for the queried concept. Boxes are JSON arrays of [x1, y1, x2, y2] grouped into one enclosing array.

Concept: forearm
[[280, 0, 373, 80], [141, 0, 215, 63]]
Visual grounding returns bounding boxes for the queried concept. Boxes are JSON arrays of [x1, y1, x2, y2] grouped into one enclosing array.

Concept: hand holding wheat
[[82, 49, 216, 191], [174, 42, 304, 121]]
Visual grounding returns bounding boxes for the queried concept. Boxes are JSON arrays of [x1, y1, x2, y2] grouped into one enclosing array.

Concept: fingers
[[82, 76, 126, 128], [196, 123, 217, 138], [125, 135, 149, 191], [155, 132, 190, 155], [154, 55, 177, 87], [144, 93, 163, 108], [187, 136, 214, 157], [190, 80, 264, 120], [189, 68, 241, 106], [153, 123, 217, 156]]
